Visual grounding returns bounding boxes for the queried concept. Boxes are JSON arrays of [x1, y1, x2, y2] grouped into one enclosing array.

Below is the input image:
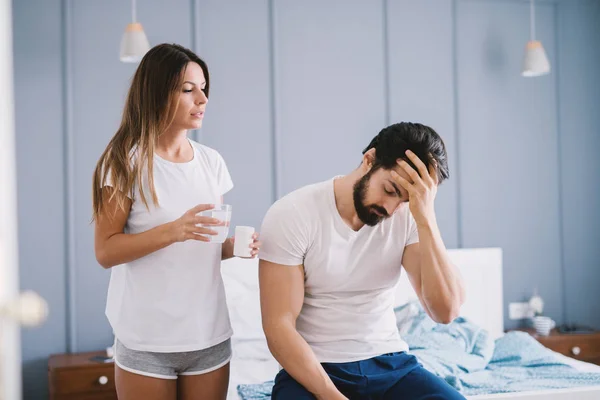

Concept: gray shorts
[[114, 338, 232, 380]]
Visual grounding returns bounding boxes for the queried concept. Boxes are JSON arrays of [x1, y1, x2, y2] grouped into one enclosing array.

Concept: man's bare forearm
[[265, 323, 346, 400], [417, 218, 465, 323]]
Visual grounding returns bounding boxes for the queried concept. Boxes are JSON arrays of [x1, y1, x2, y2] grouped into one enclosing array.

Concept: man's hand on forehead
[[396, 152, 436, 179], [390, 150, 438, 225]]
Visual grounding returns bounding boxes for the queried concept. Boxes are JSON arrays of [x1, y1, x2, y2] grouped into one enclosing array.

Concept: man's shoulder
[[270, 179, 331, 214]]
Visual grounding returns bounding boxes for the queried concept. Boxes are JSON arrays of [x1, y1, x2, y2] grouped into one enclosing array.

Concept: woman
[[92, 43, 260, 400]]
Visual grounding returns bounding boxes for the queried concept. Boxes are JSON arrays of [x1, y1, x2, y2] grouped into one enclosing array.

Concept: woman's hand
[[169, 204, 221, 243], [222, 232, 262, 260], [248, 232, 262, 258]]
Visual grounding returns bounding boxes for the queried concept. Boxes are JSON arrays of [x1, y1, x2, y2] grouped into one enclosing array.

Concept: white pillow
[[221, 257, 265, 341]]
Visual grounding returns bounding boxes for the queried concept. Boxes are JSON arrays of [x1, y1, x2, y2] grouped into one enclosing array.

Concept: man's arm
[[401, 241, 465, 324], [393, 150, 466, 323], [259, 260, 347, 400]]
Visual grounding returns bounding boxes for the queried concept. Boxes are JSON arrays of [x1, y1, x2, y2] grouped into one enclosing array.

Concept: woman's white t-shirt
[[104, 139, 234, 352]]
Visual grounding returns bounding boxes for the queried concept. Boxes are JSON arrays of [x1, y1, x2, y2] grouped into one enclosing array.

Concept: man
[[258, 122, 466, 399]]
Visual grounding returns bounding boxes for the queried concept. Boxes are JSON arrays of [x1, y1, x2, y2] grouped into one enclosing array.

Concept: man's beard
[[352, 171, 389, 226]]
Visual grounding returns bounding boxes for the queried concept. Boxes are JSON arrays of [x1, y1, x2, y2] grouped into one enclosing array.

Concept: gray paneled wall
[[12, 0, 600, 398], [13, 1, 67, 398], [456, 1, 564, 324], [387, 0, 459, 248], [557, 0, 600, 328], [196, 0, 274, 231], [273, 0, 387, 196]]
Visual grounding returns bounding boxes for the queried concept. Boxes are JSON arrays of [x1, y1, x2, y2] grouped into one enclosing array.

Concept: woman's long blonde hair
[[92, 43, 210, 221]]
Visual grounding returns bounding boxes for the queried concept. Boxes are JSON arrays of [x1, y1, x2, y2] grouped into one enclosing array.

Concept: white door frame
[[0, 0, 22, 399]]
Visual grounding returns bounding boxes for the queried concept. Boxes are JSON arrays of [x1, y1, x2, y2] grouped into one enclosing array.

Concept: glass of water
[[198, 204, 231, 244]]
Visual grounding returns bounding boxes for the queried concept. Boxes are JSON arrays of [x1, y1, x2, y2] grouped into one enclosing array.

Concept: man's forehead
[[379, 165, 412, 181]]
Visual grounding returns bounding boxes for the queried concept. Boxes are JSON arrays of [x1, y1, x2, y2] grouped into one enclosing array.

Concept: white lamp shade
[[522, 40, 550, 77], [120, 22, 150, 63]]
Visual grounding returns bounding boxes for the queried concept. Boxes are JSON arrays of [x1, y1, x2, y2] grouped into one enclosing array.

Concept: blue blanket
[[457, 332, 600, 395], [237, 305, 600, 398]]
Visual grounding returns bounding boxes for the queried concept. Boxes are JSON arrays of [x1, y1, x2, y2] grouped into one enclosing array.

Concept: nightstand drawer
[[508, 328, 600, 366], [49, 351, 117, 400], [540, 337, 600, 362], [52, 366, 115, 395], [533, 330, 600, 364]]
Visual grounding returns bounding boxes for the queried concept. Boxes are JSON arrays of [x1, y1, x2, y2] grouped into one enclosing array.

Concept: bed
[[221, 247, 600, 399]]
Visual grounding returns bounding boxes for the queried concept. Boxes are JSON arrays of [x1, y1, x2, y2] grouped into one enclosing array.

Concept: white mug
[[233, 226, 255, 258], [533, 316, 556, 336]]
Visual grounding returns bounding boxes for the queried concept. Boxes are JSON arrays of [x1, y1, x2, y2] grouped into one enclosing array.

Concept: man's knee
[[272, 369, 316, 400], [386, 366, 466, 400], [417, 369, 466, 399]]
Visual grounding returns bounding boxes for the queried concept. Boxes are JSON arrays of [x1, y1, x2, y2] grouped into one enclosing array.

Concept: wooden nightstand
[[48, 351, 117, 400], [514, 328, 600, 366]]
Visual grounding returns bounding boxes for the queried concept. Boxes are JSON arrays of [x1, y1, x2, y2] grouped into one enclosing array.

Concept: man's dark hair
[[362, 122, 449, 184]]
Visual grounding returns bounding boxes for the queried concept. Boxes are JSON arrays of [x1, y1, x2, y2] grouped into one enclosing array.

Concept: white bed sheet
[[555, 352, 600, 373], [228, 357, 279, 400]]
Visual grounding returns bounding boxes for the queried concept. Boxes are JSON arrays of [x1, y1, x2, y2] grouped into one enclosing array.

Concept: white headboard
[[222, 247, 505, 341], [394, 247, 504, 339]]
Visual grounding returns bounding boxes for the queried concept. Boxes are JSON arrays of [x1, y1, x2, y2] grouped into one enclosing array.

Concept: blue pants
[[272, 352, 465, 400]]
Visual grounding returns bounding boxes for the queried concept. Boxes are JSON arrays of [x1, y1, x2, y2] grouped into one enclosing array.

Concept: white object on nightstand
[[509, 302, 534, 320], [529, 288, 544, 315], [533, 315, 556, 336]]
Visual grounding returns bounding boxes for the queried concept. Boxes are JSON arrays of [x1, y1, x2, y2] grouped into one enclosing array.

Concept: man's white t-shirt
[[104, 139, 234, 353], [259, 177, 419, 363]]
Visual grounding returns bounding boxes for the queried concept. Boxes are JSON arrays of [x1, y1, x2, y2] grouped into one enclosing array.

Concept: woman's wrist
[[161, 221, 179, 246]]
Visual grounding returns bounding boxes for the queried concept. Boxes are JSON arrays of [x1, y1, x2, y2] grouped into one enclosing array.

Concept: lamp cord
[[530, 0, 536, 41]]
